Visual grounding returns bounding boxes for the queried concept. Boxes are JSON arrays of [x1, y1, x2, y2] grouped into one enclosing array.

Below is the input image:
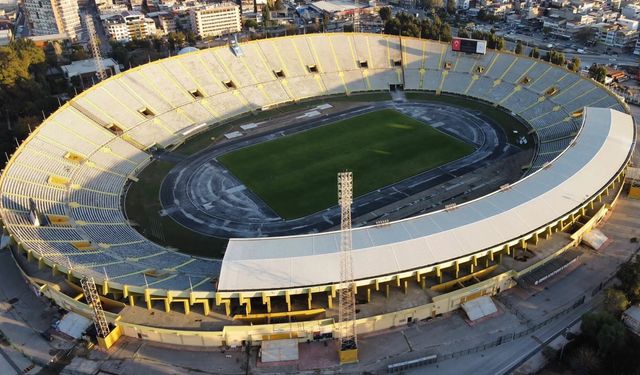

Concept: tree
[[569, 56, 581, 72], [70, 45, 87, 61], [167, 32, 186, 52], [515, 41, 523, 54], [425, 0, 444, 9], [110, 41, 129, 66], [616, 255, 640, 301], [186, 30, 197, 45], [0, 39, 45, 87], [151, 36, 163, 52], [446, 0, 456, 15], [440, 23, 452, 42], [379, 6, 391, 22], [545, 50, 565, 65], [529, 47, 540, 58], [575, 27, 595, 44], [245, 19, 258, 29], [457, 29, 470, 38], [589, 64, 607, 84], [604, 288, 629, 315], [477, 8, 486, 21], [581, 312, 627, 356]]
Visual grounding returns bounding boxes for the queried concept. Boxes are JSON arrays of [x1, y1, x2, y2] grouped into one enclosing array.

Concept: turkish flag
[[452, 39, 461, 51]]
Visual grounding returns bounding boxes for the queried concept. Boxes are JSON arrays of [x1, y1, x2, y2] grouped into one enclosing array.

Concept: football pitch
[[218, 109, 474, 219]]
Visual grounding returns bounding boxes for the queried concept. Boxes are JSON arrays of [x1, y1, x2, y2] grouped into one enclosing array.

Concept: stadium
[[0, 32, 635, 359]]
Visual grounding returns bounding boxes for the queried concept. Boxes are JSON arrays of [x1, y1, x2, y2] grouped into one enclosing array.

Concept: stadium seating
[[0, 34, 627, 300]]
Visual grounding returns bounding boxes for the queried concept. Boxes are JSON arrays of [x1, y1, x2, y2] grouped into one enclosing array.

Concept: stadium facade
[[0, 33, 634, 347]]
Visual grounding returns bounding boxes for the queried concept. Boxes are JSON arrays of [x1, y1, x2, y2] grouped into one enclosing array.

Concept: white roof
[[461, 296, 497, 321], [260, 339, 299, 363], [310, 0, 368, 13], [61, 58, 119, 78], [218, 108, 634, 292]]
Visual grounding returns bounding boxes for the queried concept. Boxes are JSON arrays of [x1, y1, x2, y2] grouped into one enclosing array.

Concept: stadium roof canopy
[[219, 107, 635, 292]]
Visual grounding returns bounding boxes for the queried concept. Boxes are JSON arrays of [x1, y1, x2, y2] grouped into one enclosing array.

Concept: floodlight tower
[[353, 0, 360, 33], [84, 14, 108, 82], [80, 276, 111, 339], [337, 171, 358, 364]]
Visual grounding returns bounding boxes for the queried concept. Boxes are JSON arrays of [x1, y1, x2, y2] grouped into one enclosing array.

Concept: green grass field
[[175, 92, 392, 155], [218, 109, 474, 219]]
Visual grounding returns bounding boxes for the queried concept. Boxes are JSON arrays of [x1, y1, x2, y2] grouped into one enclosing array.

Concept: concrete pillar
[[454, 261, 460, 279], [285, 291, 291, 312], [436, 266, 442, 283], [243, 296, 252, 315], [164, 298, 170, 313], [420, 276, 426, 289], [183, 300, 190, 315], [546, 225, 553, 239], [374, 279, 380, 291], [485, 256, 490, 268], [470, 262, 475, 274], [145, 290, 152, 310], [385, 284, 390, 298], [366, 288, 371, 303], [327, 294, 333, 309], [129, 295, 135, 307], [403, 280, 408, 294], [262, 293, 271, 313], [307, 290, 313, 310], [202, 299, 211, 316], [395, 275, 401, 287]]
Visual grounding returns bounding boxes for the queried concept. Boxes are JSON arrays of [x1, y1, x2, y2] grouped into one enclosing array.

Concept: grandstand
[[0, 34, 634, 347]]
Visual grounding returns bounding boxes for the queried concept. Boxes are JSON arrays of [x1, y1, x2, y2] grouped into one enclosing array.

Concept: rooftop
[[60, 58, 119, 78]]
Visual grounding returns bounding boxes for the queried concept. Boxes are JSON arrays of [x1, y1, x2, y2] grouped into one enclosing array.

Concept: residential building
[[189, 2, 240, 38], [0, 28, 11, 45], [623, 4, 640, 20], [24, 0, 82, 39], [596, 22, 639, 49], [623, 305, 640, 336], [104, 10, 157, 42], [634, 35, 640, 55]]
